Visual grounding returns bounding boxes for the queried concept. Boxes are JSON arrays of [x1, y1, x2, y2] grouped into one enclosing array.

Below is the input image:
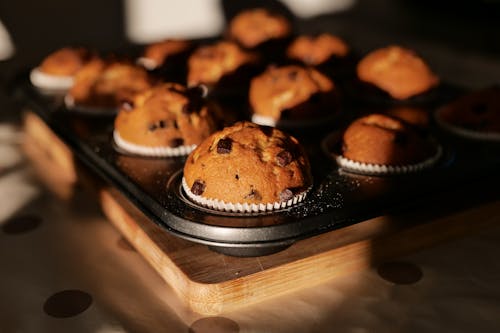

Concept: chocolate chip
[[245, 188, 262, 200], [288, 70, 298, 80], [235, 174, 239, 180], [170, 138, 184, 147], [182, 101, 203, 114], [472, 103, 488, 114], [173, 120, 179, 129], [276, 150, 293, 166], [279, 188, 294, 201], [260, 126, 274, 137], [191, 179, 206, 195], [148, 120, 167, 131], [182, 103, 193, 114], [217, 138, 233, 154]]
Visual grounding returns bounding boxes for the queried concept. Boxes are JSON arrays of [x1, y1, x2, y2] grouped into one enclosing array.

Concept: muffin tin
[[12, 70, 500, 256]]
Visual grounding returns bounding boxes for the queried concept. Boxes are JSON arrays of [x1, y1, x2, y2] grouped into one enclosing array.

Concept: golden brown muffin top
[[357, 46, 439, 100], [439, 86, 500, 132], [227, 8, 291, 49], [187, 41, 257, 87], [249, 65, 334, 120], [286, 33, 349, 66], [184, 121, 311, 204], [69, 59, 153, 108], [115, 83, 219, 147], [142, 39, 191, 65], [40, 47, 93, 76], [342, 114, 433, 165]]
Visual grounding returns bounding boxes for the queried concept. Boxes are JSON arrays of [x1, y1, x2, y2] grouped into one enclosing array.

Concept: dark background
[[1, 0, 500, 121]]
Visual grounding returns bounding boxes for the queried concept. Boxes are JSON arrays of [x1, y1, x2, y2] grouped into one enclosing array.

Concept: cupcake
[[138, 39, 192, 70], [436, 86, 500, 140], [249, 65, 338, 127], [66, 58, 154, 111], [334, 114, 440, 174], [183, 121, 312, 212], [355, 46, 439, 104], [286, 33, 352, 79], [114, 83, 221, 156], [187, 41, 258, 96], [30, 47, 93, 92], [226, 8, 292, 60]]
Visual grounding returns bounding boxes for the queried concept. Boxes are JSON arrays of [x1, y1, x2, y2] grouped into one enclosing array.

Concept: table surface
[[2, 2, 500, 331], [1, 118, 500, 333]]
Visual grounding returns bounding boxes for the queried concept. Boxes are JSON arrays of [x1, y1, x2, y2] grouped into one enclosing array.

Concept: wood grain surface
[[22, 111, 500, 315]]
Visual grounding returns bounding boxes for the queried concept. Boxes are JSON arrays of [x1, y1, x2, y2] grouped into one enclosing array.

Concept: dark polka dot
[[377, 261, 423, 285], [2, 215, 42, 234], [189, 317, 239, 333], [117, 236, 136, 252], [43, 290, 92, 318]]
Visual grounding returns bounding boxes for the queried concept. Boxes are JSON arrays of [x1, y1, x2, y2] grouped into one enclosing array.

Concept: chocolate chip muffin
[[357, 46, 439, 101], [340, 114, 437, 167], [67, 59, 154, 109], [249, 65, 337, 126], [227, 8, 292, 49], [187, 41, 258, 92], [30, 47, 94, 91], [183, 121, 312, 211], [139, 39, 192, 70], [437, 86, 500, 138], [40, 47, 93, 76], [286, 33, 349, 66], [114, 83, 221, 156]]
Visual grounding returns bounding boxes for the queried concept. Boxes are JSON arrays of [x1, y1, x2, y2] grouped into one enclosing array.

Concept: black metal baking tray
[[11, 72, 500, 256]]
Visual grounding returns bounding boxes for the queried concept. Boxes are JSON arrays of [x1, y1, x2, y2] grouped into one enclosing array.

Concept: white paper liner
[[334, 144, 443, 175], [182, 177, 311, 213], [251, 112, 342, 129], [136, 57, 158, 70], [29, 67, 74, 92], [251, 114, 277, 127], [435, 108, 500, 141], [113, 130, 195, 157], [64, 94, 117, 115]]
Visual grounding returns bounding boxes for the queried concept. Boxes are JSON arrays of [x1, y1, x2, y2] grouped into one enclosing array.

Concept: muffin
[[138, 39, 192, 70], [249, 65, 338, 126], [30, 47, 94, 92], [356, 46, 439, 102], [336, 114, 440, 174], [66, 59, 154, 110], [183, 121, 312, 212], [187, 41, 258, 94], [385, 106, 430, 129], [114, 83, 220, 156], [227, 8, 292, 60], [436, 86, 500, 140], [287, 34, 349, 66]]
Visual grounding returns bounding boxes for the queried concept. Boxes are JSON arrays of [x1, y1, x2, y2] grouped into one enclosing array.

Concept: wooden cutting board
[[22, 111, 500, 315]]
